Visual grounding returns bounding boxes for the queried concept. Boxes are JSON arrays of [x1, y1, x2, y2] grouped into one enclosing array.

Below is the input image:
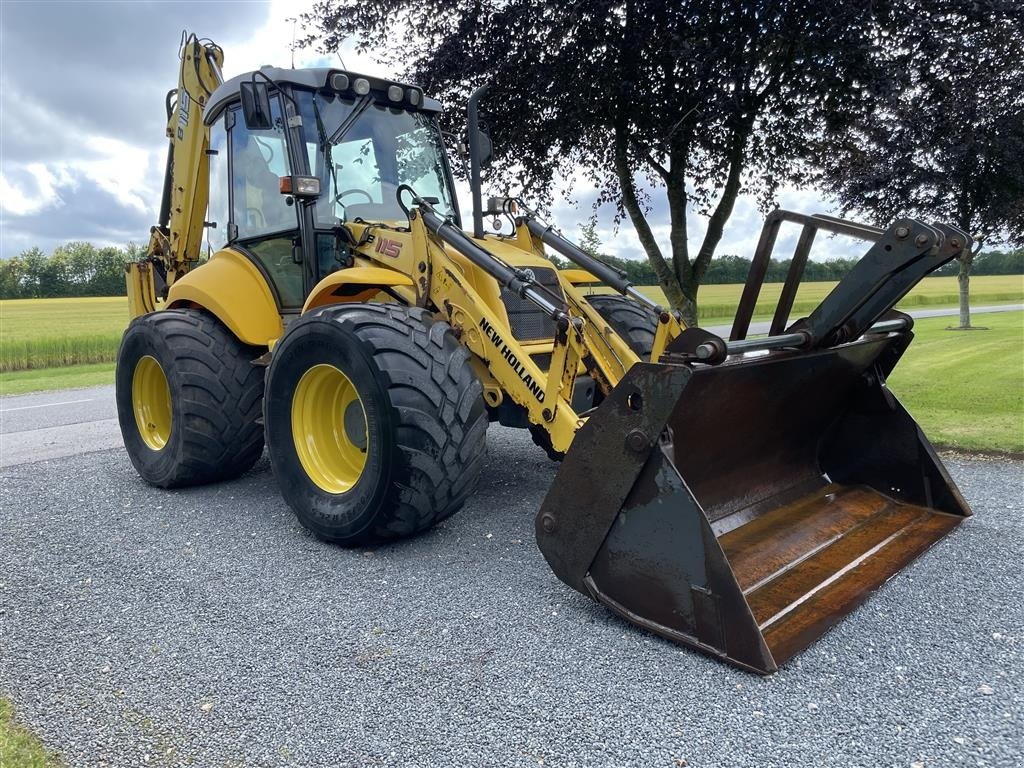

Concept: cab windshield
[[296, 90, 457, 226]]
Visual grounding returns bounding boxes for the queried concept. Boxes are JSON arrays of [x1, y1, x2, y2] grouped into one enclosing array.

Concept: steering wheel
[[333, 188, 375, 209]]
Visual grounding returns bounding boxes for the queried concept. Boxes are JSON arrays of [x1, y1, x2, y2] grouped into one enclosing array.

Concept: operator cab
[[202, 67, 460, 310]]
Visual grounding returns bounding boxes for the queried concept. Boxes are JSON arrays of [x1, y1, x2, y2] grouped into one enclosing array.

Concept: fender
[[167, 248, 283, 346], [558, 268, 600, 286], [303, 266, 415, 313]]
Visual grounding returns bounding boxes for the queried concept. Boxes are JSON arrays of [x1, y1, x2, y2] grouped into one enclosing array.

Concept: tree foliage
[[303, 0, 890, 323], [811, 0, 1024, 326], [0, 242, 143, 299], [815, 0, 1023, 244]]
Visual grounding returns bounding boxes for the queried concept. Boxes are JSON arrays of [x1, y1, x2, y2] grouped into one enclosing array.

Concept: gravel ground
[[0, 429, 1021, 768]]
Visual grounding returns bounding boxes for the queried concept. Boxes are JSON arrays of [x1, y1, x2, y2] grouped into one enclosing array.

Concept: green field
[[0, 699, 60, 767], [1, 284, 1021, 453], [0, 296, 127, 372], [2, 276, 1021, 374]]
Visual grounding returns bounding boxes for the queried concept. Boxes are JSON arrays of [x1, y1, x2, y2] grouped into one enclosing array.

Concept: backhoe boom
[[129, 33, 223, 314]]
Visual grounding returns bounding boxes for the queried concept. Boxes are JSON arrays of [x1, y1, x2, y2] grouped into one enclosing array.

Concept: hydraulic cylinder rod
[[524, 218, 661, 311], [695, 317, 911, 362], [418, 207, 566, 319]]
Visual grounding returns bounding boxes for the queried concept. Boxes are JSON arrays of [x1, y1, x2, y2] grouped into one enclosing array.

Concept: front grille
[[499, 267, 566, 341]]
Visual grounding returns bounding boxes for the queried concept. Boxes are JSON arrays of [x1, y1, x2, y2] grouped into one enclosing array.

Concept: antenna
[[290, 17, 296, 68], [336, 35, 347, 69]]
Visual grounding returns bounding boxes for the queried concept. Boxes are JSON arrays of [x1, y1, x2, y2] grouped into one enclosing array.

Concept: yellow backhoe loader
[[117, 33, 972, 673]]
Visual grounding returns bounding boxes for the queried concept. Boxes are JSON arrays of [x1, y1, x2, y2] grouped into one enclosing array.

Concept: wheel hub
[[132, 355, 173, 451], [291, 364, 368, 494]]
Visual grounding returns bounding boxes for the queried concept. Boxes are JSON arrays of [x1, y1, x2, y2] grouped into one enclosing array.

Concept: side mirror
[[473, 124, 493, 169], [240, 80, 273, 130]]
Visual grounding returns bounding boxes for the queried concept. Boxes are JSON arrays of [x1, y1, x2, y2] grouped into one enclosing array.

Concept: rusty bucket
[[536, 329, 970, 674]]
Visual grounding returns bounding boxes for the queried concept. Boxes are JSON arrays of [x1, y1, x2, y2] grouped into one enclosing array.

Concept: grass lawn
[[0, 698, 60, 767], [0, 362, 115, 396], [888, 311, 1024, 454]]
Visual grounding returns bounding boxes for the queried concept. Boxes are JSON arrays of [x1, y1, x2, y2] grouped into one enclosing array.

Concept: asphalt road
[[703, 302, 1024, 337], [0, 386, 122, 468], [1, 303, 1020, 470], [0, 303, 1021, 768]]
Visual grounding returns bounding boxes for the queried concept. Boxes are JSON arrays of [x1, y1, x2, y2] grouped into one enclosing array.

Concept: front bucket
[[536, 330, 970, 674]]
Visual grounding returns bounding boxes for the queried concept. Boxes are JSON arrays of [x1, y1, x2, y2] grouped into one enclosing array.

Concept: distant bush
[[0, 242, 145, 300], [1, 241, 1020, 301]]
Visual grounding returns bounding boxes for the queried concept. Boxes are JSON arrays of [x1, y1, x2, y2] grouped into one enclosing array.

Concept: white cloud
[[0, 163, 73, 216], [219, 0, 389, 80], [0, 0, 865, 264]]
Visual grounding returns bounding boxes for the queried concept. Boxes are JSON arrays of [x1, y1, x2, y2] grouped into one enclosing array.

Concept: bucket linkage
[[536, 215, 973, 674]]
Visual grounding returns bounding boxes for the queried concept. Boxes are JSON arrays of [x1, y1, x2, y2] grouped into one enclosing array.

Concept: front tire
[[586, 294, 659, 359], [115, 309, 266, 488], [264, 303, 488, 546]]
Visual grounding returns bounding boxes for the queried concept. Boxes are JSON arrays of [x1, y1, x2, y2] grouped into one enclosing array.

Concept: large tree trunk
[[956, 249, 974, 329], [678, 295, 698, 328]]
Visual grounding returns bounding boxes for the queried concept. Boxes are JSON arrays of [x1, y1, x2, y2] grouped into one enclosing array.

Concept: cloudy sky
[[0, 0, 855, 263]]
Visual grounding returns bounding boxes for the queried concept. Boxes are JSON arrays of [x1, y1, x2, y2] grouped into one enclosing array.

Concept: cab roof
[[203, 67, 443, 125]]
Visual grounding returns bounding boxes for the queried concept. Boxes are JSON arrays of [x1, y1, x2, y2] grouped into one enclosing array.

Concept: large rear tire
[[115, 309, 266, 488], [586, 294, 659, 359], [264, 303, 488, 546]]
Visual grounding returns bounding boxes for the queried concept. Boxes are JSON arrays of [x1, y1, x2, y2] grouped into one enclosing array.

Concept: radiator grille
[[499, 268, 566, 341]]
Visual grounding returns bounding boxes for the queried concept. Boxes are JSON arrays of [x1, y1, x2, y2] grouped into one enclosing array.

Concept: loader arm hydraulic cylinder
[[691, 317, 912, 363], [416, 206, 567, 320], [524, 218, 661, 312]]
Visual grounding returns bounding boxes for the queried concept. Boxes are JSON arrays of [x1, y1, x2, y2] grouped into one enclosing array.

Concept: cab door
[[224, 98, 305, 310]]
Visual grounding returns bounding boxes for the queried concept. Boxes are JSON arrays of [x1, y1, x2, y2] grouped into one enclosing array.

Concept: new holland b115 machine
[[116, 33, 972, 673]]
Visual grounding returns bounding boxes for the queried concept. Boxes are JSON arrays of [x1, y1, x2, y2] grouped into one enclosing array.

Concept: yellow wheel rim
[[291, 364, 368, 494], [132, 355, 172, 451]]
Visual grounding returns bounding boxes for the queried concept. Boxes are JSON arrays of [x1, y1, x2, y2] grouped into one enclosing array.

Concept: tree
[[0, 243, 141, 300], [303, 0, 889, 325], [812, 0, 1024, 329]]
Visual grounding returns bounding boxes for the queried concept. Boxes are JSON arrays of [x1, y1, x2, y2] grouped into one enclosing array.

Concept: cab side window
[[207, 118, 229, 252], [229, 99, 295, 240]]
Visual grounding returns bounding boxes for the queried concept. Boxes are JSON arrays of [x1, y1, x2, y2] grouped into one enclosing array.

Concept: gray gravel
[[1, 431, 1021, 768]]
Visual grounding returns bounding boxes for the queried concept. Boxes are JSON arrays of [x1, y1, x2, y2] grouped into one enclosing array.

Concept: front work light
[[387, 85, 403, 102], [279, 175, 322, 198], [353, 78, 370, 95]]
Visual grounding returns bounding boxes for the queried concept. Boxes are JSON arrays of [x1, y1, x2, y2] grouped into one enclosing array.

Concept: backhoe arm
[[129, 33, 223, 316]]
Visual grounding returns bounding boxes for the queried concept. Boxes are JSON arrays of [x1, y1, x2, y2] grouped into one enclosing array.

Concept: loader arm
[[128, 33, 224, 316]]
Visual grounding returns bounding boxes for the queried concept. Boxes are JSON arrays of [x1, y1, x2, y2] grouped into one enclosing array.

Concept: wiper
[[327, 95, 373, 145], [311, 94, 342, 210]]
